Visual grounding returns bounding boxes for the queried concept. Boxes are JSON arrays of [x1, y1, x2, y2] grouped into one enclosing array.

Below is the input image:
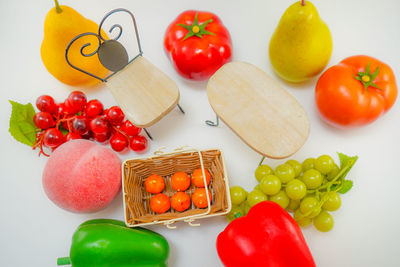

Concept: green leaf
[[365, 62, 371, 75], [338, 180, 353, 194], [177, 23, 192, 31], [9, 100, 38, 146], [59, 127, 68, 136], [370, 66, 380, 81], [338, 153, 358, 169], [193, 12, 199, 25]]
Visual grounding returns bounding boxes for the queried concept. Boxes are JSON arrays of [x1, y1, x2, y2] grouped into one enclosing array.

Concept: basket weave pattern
[[123, 149, 229, 226]]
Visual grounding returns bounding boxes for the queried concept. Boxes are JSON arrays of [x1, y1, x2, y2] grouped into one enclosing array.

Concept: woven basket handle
[[184, 219, 201, 227], [164, 221, 177, 229]]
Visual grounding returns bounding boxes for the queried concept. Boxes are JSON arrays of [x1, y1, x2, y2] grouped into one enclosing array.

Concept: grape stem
[[306, 162, 354, 194], [298, 157, 357, 219], [301, 0, 305, 5]]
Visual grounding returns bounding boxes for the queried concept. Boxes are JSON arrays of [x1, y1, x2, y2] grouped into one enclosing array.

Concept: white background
[[1, 0, 399, 266]]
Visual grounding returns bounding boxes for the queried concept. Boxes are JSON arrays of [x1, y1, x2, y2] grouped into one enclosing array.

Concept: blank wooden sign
[[207, 61, 310, 159], [106, 56, 180, 128]]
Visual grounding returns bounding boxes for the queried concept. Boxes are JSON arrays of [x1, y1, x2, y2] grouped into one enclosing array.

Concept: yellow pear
[[41, 1, 108, 86], [269, 1, 332, 83]]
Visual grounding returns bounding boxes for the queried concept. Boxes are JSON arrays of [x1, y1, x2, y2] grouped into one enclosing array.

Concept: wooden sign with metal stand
[[66, 8, 184, 139]]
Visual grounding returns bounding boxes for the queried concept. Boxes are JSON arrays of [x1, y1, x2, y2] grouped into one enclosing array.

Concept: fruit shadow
[[65, 79, 108, 93], [269, 70, 319, 90], [180, 79, 208, 91]]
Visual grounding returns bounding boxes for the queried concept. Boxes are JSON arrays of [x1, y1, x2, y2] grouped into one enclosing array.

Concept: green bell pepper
[[57, 219, 169, 267]]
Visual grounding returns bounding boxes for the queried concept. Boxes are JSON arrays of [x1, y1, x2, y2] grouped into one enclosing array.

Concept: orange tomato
[[144, 174, 165, 194], [150, 193, 170, 213], [192, 188, 212, 208], [315, 55, 397, 128], [171, 192, 191, 212], [171, 172, 191, 191], [191, 168, 211, 188]]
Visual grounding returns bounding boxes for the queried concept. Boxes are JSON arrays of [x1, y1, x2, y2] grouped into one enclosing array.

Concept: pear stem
[[54, 0, 62, 13], [301, 0, 305, 5]]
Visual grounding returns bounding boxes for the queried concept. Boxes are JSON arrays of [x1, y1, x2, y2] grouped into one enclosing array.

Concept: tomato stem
[[354, 62, 381, 91], [177, 13, 215, 41]]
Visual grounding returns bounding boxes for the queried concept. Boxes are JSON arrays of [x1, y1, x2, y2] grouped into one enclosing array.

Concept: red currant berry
[[64, 132, 81, 142], [106, 106, 125, 126], [89, 116, 110, 135], [57, 102, 75, 115], [121, 120, 141, 136], [36, 95, 57, 114], [81, 131, 93, 140], [130, 135, 147, 152], [66, 91, 87, 113], [93, 132, 110, 142], [33, 112, 55, 130], [43, 128, 64, 148], [85, 99, 103, 118], [72, 115, 89, 135], [110, 132, 128, 152]]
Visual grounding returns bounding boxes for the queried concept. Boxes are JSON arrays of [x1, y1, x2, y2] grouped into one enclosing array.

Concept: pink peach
[[42, 139, 121, 213]]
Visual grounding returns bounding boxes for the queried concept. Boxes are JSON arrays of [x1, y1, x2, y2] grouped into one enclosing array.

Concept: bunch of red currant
[[32, 91, 148, 156]]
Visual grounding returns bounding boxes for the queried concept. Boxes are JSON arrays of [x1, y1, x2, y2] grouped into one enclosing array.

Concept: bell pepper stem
[[57, 257, 71, 265]]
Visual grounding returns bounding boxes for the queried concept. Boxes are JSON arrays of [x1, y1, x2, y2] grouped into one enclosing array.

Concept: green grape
[[229, 186, 248, 205], [274, 164, 295, 183], [253, 184, 261, 191], [247, 189, 268, 208], [315, 155, 334, 175], [255, 164, 274, 182], [302, 169, 323, 189], [313, 211, 334, 232], [286, 159, 302, 177], [260, 175, 281, 195], [226, 205, 244, 222], [302, 158, 315, 172], [326, 164, 340, 181], [243, 201, 251, 215], [287, 199, 300, 212], [322, 192, 341, 211], [285, 179, 307, 200], [308, 207, 321, 218], [294, 209, 312, 227], [300, 196, 321, 218], [269, 190, 290, 209]]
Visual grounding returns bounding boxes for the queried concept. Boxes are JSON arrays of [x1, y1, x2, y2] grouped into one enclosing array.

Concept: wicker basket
[[122, 148, 231, 228]]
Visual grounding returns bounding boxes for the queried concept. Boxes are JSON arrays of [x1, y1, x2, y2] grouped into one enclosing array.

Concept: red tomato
[[164, 10, 232, 81], [315, 55, 397, 127]]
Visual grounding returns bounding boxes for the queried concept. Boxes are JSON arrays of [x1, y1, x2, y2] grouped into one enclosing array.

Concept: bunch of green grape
[[227, 154, 357, 232]]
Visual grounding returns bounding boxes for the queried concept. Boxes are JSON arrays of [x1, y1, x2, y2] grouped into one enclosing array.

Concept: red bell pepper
[[216, 201, 316, 267]]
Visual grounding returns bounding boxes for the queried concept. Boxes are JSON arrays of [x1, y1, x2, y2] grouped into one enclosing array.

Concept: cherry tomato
[[315, 55, 397, 127], [164, 10, 232, 81]]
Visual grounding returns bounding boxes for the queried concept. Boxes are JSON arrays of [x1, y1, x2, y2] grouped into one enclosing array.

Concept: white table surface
[[1, 0, 399, 266]]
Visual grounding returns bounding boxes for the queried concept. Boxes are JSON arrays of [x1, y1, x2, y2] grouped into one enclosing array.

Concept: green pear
[[269, 1, 332, 82]]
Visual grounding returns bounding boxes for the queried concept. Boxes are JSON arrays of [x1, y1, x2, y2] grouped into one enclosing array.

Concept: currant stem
[[112, 125, 130, 140]]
